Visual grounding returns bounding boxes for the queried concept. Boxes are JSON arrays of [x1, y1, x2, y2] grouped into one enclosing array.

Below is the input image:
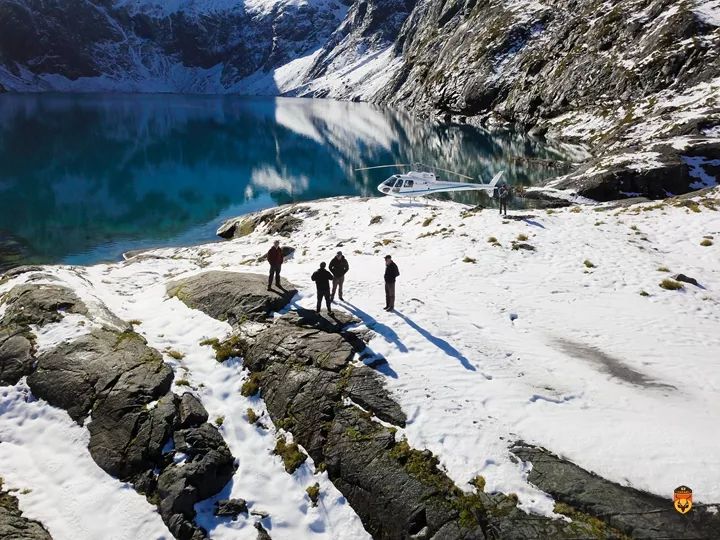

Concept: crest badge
[[673, 485, 693, 514]]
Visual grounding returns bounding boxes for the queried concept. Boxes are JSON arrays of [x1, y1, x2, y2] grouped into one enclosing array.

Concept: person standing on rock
[[311, 262, 334, 314], [383, 255, 400, 311], [329, 251, 349, 302], [267, 240, 284, 290], [498, 184, 510, 217]]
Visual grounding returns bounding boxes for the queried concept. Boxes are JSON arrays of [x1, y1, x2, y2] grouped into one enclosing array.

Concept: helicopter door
[[403, 180, 414, 189], [392, 178, 403, 193]]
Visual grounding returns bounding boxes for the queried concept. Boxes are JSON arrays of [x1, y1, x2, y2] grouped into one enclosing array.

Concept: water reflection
[[0, 94, 580, 266]]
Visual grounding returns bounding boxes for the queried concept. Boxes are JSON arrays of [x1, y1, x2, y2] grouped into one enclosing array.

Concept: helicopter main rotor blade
[[354, 164, 413, 171], [427, 166, 474, 180]]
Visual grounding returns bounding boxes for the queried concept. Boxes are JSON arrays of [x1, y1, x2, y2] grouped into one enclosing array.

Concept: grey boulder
[[167, 271, 297, 323], [0, 325, 36, 386]]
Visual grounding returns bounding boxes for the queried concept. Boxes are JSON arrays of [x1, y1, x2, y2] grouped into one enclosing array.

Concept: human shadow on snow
[[393, 311, 476, 372], [341, 301, 409, 355]]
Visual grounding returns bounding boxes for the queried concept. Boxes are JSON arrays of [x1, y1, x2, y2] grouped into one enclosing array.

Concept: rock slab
[[167, 271, 297, 323]]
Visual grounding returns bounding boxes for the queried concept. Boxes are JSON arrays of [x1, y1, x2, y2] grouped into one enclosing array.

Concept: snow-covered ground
[[1, 192, 720, 537]]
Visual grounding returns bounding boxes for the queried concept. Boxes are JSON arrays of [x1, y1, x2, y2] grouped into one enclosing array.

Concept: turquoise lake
[[0, 94, 576, 268]]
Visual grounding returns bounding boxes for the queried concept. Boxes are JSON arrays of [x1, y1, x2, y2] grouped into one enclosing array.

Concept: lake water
[[0, 94, 577, 267]]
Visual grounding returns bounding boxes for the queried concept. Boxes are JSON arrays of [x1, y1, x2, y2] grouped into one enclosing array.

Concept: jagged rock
[[1, 283, 87, 326], [167, 271, 297, 323], [0, 325, 36, 386], [178, 393, 209, 428], [157, 423, 236, 540], [346, 365, 407, 426], [673, 274, 700, 287], [511, 443, 720, 538], [28, 328, 174, 479], [214, 498, 248, 518], [217, 205, 312, 240], [0, 480, 52, 540], [254, 522, 272, 540], [325, 407, 485, 539]]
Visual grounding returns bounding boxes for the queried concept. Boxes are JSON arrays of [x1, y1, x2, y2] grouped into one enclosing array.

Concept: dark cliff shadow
[[340, 301, 409, 354], [393, 311, 476, 372], [553, 338, 675, 390]]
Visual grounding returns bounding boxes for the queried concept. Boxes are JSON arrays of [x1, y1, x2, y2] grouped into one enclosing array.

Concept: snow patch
[[0, 382, 171, 540]]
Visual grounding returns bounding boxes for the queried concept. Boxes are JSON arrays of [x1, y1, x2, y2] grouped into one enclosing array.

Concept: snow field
[[1, 191, 719, 538]]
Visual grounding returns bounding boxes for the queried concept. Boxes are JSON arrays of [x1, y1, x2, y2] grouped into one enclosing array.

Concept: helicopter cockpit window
[[404, 180, 414, 188], [393, 178, 404, 188], [382, 176, 398, 187]]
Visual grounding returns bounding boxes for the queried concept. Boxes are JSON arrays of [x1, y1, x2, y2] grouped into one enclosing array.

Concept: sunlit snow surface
[[1, 192, 720, 537]]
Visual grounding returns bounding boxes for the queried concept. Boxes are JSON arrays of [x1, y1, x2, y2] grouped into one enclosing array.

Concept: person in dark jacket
[[383, 255, 400, 311], [328, 251, 349, 302], [498, 184, 509, 216], [311, 262, 334, 313], [267, 240, 284, 290]]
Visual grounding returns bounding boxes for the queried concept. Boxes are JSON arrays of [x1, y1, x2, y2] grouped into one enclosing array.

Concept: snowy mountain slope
[[1, 192, 719, 538]]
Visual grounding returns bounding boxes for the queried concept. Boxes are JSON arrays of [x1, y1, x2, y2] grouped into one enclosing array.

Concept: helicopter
[[354, 163, 505, 198]]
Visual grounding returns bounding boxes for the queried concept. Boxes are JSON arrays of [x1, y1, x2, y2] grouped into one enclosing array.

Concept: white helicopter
[[355, 163, 504, 198]]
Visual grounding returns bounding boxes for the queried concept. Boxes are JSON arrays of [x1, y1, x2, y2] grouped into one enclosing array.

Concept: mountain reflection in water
[[0, 94, 583, 266]]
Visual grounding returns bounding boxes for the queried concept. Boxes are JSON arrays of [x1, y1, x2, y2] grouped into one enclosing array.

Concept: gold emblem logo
[[673, 485, 692, 514]]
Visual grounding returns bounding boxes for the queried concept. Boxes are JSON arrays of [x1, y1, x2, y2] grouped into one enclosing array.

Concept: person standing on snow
[[329, 251, 349, 302], [311, 262, 334, 314], [266, 240, 284, 290], [383, 255, 400, 311], [498, 184, 510, 217]]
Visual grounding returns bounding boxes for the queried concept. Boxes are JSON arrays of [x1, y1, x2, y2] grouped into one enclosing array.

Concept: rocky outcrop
[[157, 424, 236, 540], [512, 444, 720, 539], [216, 204, 315, 239], [0, 279, 235, 540], [0, 325, 36, 386], [547, 140, 720, 201], [167, 271, 297, 323], [0, 479, 52, 540], [1, 283, 88, 326], [175, 274, 624, 538]]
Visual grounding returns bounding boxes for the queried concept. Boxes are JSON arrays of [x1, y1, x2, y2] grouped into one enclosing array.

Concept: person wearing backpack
[[311, 262, 334, 314], [383, 255, 400, 311], [329, 251, 349, 302]]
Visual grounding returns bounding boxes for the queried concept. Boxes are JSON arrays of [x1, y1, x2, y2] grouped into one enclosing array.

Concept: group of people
[[266, 240, 400, 314]]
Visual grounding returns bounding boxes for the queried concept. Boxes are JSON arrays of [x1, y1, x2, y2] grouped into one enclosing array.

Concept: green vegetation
[[517, 233, 528, 241], [657, 266, 670, 272], [487, 236, 497, 243], [214, 416, 225, 427], [569, 206, 582, 213], [639, 290, 650, 297], [469, 475, 486, 491], [369, 215, 383, 225], [200, 335, 244, 362], [583, 259, 595, 268], [241, 372, 262, 397], [306, 483, 320, 506], [166, 349, 184, 360], [175, 378, 191, 387], [274, 436, 307, 474], [247, 408, 259, 424], [463, 256, 477, 263], [554, 502, 631, 539], [700, 238, 713, 247], [659, 279, 684, 291], [128, 319, 142, 326], [422, 216, 435, 227]]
